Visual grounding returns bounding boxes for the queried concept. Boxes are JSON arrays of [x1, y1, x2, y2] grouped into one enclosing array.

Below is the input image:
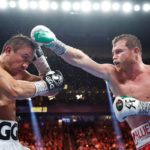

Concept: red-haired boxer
[[31, 25, 150, 150], [0, 34, 64, 150]]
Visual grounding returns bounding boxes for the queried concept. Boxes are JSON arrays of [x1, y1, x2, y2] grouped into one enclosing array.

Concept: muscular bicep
[[0, 67, 35, 99]]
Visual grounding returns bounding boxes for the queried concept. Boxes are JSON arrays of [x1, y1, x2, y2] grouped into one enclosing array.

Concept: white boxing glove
[[31, 25, 67, 55], [113, 96, 150, 122], [31, 25, 56, 45], [33, 46, 51, 76]]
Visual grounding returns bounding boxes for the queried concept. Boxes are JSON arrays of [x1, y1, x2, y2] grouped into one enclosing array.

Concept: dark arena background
[[0, 0, 150, 149]]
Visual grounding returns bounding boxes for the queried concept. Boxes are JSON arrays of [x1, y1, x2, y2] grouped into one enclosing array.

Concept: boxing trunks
[[0, 120, 29, 150], [131, 121, 150, 150]]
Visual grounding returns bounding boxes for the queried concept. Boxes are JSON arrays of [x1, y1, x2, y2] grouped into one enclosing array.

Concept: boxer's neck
[[121, 61, 145, 80]]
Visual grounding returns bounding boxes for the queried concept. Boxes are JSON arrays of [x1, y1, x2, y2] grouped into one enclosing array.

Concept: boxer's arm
[[32, 46, 51, 76], [20, 70, 41, 81], [0, 67, 63, 100], [31, 25, 113, 80], [21, 46, 51, 81], [61, 46, 113, 80]]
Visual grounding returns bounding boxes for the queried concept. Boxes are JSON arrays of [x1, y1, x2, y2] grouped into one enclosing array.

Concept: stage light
[[81, 1, 92, 13], [105, 81, 125, 148], [50, 1, 58, 10], [93, 2, 100, 11], [72, 2, 80, 11], [9, 0, 16, 8], [0, 0, 150, 15], [76, 94, 84, 100], [134, 4, 140, 12], [39, 0, 49, 11], [29, 0, 38, 10], [143, 3, 150, 12], [101, 1, 111, 12], [112, 2, 120, 11], [0, 0, 8, 9], [61, 1, 71, 12], [18, 0, 28, 10], [122, 2, 133, 13], [28, 99, 43, 147]]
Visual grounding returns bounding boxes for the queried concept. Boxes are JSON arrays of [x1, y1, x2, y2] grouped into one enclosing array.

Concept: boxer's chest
[[112, 72, 150, 101]]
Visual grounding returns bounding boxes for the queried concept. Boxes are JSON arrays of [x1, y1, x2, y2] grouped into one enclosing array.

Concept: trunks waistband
[[0, 120, 18, 141], [131, 121, 150, 149]]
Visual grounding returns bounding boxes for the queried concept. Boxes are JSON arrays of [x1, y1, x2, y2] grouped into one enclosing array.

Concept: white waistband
[[0, 120, 18, 141], [131, 121, 150, 149]]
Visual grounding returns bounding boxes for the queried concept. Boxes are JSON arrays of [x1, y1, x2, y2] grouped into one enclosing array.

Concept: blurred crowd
[[18, 118, 136, 150]]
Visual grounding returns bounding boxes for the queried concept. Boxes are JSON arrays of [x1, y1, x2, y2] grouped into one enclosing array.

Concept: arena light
[[29, 0, 38, 10], [92, 2, 100, 11], [18, 0, 28, 10], [122, 2, 133, 13], [28, 99, 43, 147], [112, 2, 120, 11], [39, 0, 49, 11], [1, 1, 150, 14], [134, 4, 140, 12], [50, 1, 58, 11], [61, 1, 71, 12], [0, 0, 8, 9], [105, 81, 125, 148], [9, 0, 17, 8], [72, 2, 80, 11], [101, 1, 111, 12], [142, 3, 150, 12], [81, 1, 92, 13], [76, 94, 84, 100]]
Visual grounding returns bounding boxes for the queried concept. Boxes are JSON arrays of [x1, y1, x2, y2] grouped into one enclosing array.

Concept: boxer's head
[[1, 34, 39, 75], [112, 34, 142, 71], [112, 34, 142, 54], [1, 34, 38, 54]]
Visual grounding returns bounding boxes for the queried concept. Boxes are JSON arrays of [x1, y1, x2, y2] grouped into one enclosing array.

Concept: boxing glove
[[31, 25, 67, 55], [33, 46, 51, 76], [33, 70, 64, 97], [113, 96, 150, 122]]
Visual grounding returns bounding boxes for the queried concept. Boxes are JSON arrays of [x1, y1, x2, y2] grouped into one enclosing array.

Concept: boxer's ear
[[133, 47, 140, 54], [4, 45, 13, 54]]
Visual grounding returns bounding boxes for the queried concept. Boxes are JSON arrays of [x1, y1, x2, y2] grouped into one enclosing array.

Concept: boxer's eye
[[22, 55, 27, 59], [22, 55, 32, 64]]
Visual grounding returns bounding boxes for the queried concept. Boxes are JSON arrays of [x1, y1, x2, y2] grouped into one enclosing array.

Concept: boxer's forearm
[[5, 80, 36, 100], [61, 46, 88, 66], [6, 70, 64, 100], [33, 46, 51, 76]]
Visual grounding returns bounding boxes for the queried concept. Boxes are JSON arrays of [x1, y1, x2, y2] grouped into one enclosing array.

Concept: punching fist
[[44, 70, 64, 91], [31, 25, 67, 55], [31, 25, 56, 45], [33, 70, 64, 97]]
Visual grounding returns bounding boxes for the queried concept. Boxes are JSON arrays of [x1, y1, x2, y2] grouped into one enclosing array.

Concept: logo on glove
[[52, 70, 64, 86], [116, 99, 124, 111]]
